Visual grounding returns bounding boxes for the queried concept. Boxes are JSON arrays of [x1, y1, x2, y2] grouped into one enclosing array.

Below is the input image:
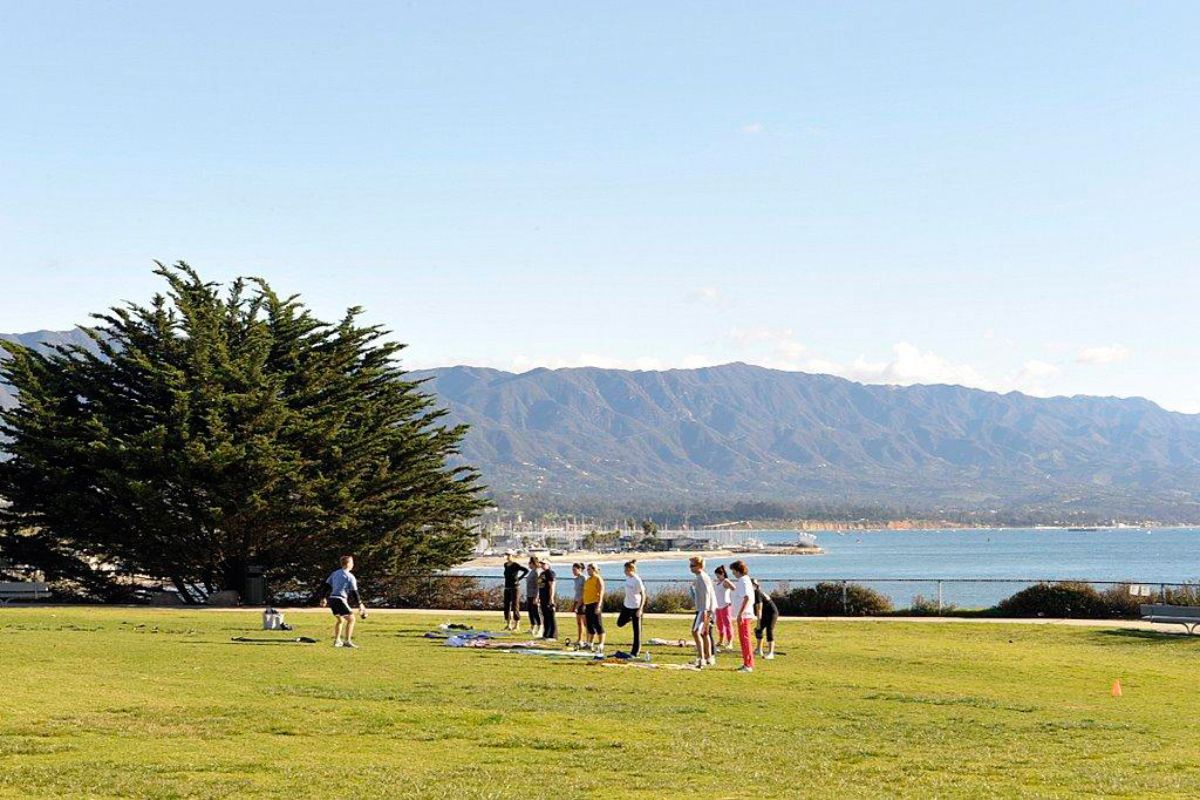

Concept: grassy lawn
[[2, 608, 1199, 799]]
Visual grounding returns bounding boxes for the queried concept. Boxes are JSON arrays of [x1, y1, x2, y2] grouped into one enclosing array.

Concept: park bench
[[0, 581, 50, 603], [1140, 604, 1200, 635]]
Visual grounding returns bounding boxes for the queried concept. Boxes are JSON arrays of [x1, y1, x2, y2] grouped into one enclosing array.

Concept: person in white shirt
[[713, 564, 735, 650], [618, 560, 647, 657], [688, 556, 716, 668], [729, 560, 755, 672]]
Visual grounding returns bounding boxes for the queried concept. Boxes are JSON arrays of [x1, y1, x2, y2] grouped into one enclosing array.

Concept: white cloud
[[688, 286, 724, 305], [510, 353, 668, 372], [1076, 344, 1131, 365], [722, 332, 1064, 395], [726, 327, 810, 370], [681, 354, 723, 369], [1009, 360, 1060, 395], [841, 342, 993, 389], [729, 326, 792, 345], [740, 122, 764, 135]]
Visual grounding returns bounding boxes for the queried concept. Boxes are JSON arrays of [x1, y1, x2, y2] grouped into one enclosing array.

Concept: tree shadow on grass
[[1094, 628, 1200, 645]]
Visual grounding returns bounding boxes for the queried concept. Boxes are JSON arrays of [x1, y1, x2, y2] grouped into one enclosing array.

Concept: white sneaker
[[344, 641, 358, 649], [737, 666, 753, 673], [334, 640, 344, 648], [765, 652, 775, 660], [706, 656, 716, 666]]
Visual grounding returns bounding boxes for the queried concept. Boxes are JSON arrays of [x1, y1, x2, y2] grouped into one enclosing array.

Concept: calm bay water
[[469, 528, 1200, 609]]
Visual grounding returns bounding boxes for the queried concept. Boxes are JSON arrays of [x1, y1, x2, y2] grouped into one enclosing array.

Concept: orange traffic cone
[[1111, 679, 1123, 697]]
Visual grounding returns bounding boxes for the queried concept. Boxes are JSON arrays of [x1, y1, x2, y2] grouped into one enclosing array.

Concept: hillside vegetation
[[415, 363, 1200, 517]]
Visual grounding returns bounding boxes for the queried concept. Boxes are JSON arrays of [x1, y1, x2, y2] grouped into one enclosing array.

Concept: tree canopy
[[0, 263, 485, 601]]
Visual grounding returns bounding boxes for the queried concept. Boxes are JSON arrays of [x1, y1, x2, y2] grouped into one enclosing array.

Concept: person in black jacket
[[752, 579, 779, 660], [537, 558, 558, 640], [501, 552, 528, 632]]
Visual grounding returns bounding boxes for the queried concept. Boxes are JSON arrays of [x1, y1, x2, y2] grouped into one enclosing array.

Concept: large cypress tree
[[0, 263, 485, 601]]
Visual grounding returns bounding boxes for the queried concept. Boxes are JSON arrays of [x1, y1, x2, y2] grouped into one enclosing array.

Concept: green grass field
[[2, 607, 1199, 799]]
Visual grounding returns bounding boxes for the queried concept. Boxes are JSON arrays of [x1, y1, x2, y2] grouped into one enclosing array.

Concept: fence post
[[841, 580, 848, 615], [937, 581, 943, 615], [1160, 583, 1167, 603]]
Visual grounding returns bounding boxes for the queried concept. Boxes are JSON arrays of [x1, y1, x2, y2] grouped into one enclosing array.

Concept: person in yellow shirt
[[580, 562, 606, 654]]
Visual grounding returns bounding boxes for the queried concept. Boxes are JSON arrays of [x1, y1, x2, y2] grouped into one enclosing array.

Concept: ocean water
[[467, 528, 1200, 609]]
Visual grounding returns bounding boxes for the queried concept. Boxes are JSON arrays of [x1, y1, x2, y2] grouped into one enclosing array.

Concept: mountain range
[[0, 328, 100, 410], [410, 363, 1200, 519], [4, 330, 1200, 518]]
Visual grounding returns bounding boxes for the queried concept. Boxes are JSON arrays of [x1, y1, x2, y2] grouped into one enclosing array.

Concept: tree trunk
[[170, 575, 199, 604]]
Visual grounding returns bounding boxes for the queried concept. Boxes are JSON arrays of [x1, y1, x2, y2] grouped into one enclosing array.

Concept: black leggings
[[540, 602, 557, 639], [584, 603, 604, 636], [756, 606, 778, 643], [527, 597, 542, 627], [503, 587, 520, 624], [618, 607, 642, 656]]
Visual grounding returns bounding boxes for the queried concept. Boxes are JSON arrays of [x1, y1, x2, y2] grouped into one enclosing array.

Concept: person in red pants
[[729, 560, 756, 672]]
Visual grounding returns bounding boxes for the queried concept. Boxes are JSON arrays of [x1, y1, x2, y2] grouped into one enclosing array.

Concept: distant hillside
[[0, 328, 100, 409], [411, 363, 1200, 518], [5, 331, 1200, 518]]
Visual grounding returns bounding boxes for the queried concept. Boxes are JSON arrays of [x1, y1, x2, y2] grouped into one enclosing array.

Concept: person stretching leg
[[753, 579, 779, 660], [317, 555, 367, 648], [729, 560, 755, 672], [617, 560, 646, 657], [689, 557, 716, 668]]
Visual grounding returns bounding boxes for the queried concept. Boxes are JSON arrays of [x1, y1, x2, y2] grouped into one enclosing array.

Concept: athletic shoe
[[706, 657, 716, 666], [344, 641, 358, 649], [754, 648, 764, 657], [334, 640, 344, 648], [765, 652, 775, 660], [737, 666, 753, 673], [694, 658, 705, 669]]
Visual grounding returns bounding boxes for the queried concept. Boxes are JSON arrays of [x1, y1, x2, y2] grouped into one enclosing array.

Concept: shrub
[[1161, 585, 1200, 606], [772, 582, 893, 616], [645, 587, 693, 614], [381, 575, 501, 610], [1098, 584, 1144, 620], [995, 581, 1114, 619], [907, 594, 956, 616], [602, 590, 624, 614]]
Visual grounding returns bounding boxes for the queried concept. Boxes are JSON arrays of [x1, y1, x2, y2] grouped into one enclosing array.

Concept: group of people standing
[[501, 554, 646, 656], [501, 552, 779, 672]]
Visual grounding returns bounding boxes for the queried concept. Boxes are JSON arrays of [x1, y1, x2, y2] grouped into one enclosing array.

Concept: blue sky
[[2, 2, 1198, 410]]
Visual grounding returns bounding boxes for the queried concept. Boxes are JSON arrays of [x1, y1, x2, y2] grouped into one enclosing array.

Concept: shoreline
[[456, 547, 821, 571]]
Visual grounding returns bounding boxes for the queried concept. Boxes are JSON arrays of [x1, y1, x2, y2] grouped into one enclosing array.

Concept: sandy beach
[[458, 546, 821, 571]]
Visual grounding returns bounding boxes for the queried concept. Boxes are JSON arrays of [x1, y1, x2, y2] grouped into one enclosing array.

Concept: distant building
[[662, 535, 715, 551]]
